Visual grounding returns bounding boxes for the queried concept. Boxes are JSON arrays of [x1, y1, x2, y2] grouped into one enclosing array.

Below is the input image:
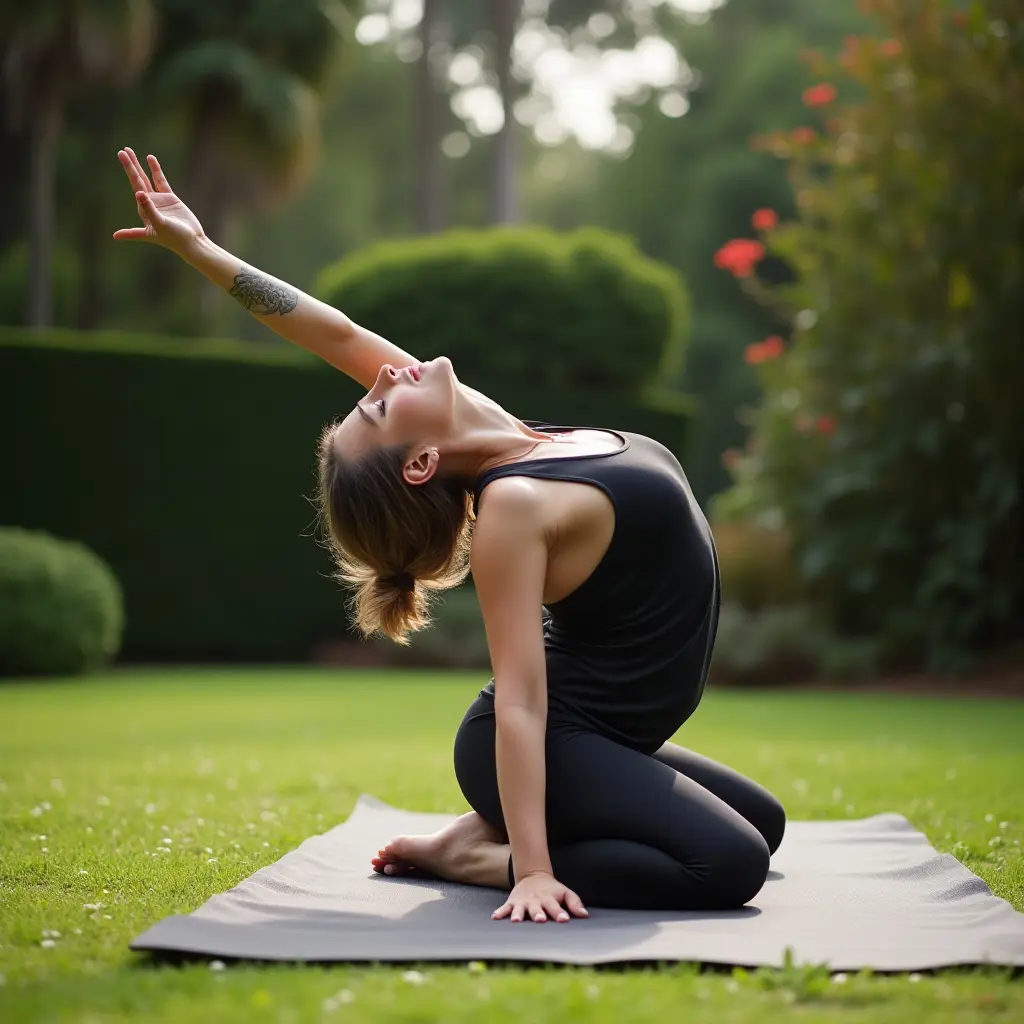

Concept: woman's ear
[[402, 446, 439, 486]]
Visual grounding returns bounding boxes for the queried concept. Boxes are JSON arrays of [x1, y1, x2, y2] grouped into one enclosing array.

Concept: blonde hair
[[315, 424, 474, 644]]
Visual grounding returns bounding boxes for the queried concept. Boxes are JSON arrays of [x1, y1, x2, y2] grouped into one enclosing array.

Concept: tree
[[416, 0, 448, 232], [1, 0, 155, 327], [148, 0, 356, 324]]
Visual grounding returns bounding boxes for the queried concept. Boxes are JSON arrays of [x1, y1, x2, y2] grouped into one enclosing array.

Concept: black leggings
[[453, 694, 786, 911]]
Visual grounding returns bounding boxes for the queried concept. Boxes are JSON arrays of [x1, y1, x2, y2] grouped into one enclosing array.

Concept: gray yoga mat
[[131, 794, 1024, 970]]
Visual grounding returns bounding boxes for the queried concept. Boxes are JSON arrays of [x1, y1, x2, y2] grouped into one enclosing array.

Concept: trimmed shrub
[[0, 329, 689, 660], [0, 527, 124, 677], [316, 226, 691, 397]]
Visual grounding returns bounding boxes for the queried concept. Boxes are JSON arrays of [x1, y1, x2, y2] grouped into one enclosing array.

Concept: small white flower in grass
[[845, 804, 856, 815], [97, 796, 110, 806], [161, 837, 173, 845], [42, 801, 51, 810], [35, 835, 47, 841], [40, 939, 56, 949], [204, 847, 213, 854], [989, 836, 1003, 847], [79, 869, 88, 875], [985, 814, 994, 822], [86, 827, 93, 834], [73, 929, 81, 935], [724, 979, 739, 994], [30, 807, 43, 817], [337, 989, 354, 1004], [262, 842, 270, 848], [402, 970, 427, 985], [209, 960, 226, 972], [322, 998, 338, 1013], [832, 788, 843, 801], [999, 821, 1009, 830], [468, 960, 486, 973], [43, 929, 60, 939], [196, 817, 205, 826], [40, 847, 48, 853], [908, 973, 922, 983], [792, 779, 808, 795], [832, 973, 848, 984], [207, 858, 218, 864], [103, 915, 112, 920], [585, 984, 600, 999], [51, 778, 64, 792], [145, 803, 156, 815], [160, 825, 170, 833]]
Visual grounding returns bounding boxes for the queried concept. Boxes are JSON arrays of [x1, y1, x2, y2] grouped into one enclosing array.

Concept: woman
[[114, 147, 785, 926]]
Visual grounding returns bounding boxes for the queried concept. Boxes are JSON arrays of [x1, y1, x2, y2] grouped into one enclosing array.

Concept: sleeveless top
[[472, 423, 721, 754]]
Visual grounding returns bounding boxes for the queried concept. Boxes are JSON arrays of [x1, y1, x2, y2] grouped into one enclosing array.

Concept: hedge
[[1, 329, 689, 660]]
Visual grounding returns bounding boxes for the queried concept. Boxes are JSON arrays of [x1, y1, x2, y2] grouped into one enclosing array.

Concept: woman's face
[[334, 356, 459, 464]]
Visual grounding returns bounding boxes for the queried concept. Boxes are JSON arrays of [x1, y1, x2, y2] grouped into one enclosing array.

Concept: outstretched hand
[[112, 148, 205, 256], [492, 871, 588, 924]]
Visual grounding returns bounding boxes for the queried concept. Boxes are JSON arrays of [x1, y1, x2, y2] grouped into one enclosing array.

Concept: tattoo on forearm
[[228, 269, 299, 315]]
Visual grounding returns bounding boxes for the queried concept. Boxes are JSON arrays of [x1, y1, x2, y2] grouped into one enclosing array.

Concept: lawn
[[0, 669, 1022, 1023]]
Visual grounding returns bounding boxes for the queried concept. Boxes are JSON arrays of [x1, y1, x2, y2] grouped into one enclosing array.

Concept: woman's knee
[[706, 829, 771, 908], [760, 795, 787, 855]]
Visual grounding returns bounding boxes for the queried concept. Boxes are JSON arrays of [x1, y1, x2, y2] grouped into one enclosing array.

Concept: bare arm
[[112, 147, 415, 390], [472, 479, 554, 880], [181, 236, 416, 389]]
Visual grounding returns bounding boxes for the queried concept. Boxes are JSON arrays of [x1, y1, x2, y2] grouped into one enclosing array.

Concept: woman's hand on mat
[[113, 147, 205, 255], [493, 871, 588, 924]]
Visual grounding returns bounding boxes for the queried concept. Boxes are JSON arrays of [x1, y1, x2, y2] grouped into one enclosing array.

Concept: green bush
[[711, 520, 805, 611], [710, 602, 877, 687], [715, 0, 1023, 670], [316, 226, 691, 397], [0, 329, 689, 660], [0, 527, 124, 677]]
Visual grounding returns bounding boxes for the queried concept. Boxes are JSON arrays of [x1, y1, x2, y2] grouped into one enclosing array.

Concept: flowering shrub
[[713, 0, 1024, 670]]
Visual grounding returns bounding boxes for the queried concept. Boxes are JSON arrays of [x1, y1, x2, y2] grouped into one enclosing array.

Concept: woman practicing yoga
[[114, 147, 786, 925]]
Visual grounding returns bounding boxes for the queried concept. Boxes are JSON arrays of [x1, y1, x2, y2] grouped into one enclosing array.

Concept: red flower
[[744, 336, 785, 365], [816, 415, 838, 435], [880, 39, 902, 57], [751, 208, 778, 231], [714, 238, 766, 278], [791, 127, 818, 145], [803, 83, 836, 107]]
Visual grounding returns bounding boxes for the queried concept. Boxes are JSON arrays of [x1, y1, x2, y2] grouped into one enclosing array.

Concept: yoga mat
[[132, 795, 1024, 970]]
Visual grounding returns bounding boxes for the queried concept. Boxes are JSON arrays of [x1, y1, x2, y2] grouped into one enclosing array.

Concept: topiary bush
[[316, 226, 691, 397], [0, 527, 124, 677]]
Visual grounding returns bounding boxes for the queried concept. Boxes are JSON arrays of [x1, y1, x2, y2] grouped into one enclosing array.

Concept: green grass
[[1, 669, 1022, 1023]]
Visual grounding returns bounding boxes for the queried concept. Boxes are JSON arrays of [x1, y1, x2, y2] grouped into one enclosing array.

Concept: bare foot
[[370, 811, 510, 890]]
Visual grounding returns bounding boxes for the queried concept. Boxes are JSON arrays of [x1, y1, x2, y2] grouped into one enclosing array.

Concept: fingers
[[543, 897, 569, 923], [565, 889, 589, 918], [112, 227, 150, 242], [136, 191, 166, 229], [147, 153, 173, 193], [123, 147, 153, 191], [491, 901, 513, 920]]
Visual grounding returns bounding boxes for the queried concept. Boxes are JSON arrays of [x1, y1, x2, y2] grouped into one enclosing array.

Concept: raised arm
[[113, 148, 414, 390], [472, 478, 587, 924]]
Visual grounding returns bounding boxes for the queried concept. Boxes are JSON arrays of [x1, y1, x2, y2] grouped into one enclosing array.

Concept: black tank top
[[473, 423, 720, 754]]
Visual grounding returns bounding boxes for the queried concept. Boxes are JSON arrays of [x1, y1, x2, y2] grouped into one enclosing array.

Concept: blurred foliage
[[0, 527, 124, 677], [711, 602, 878, 686], [316, 225, 690, 394], [0, 327, 687, 660], [714, 0, 1024, 671], [712, 519, 804, 612]]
